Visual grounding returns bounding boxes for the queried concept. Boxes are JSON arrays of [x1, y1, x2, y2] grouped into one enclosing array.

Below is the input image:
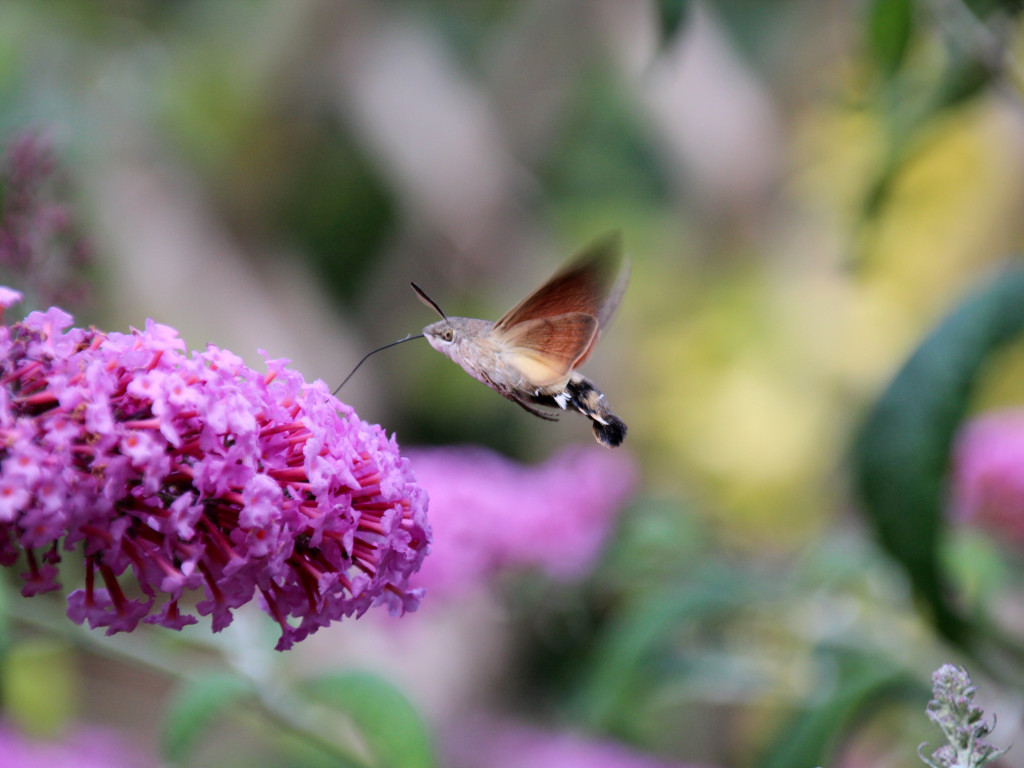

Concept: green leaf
[[964, 0, 1024, 18], [852, 265, 1024, 645], [758, 651, 922, 768], [932, 57, 991, 113], [573, 565, 750, 736], [303, 672, 435, 768], [655, 0, 690, 46], [161, 673, 252, 764], [866, 0, 915, 78], [857, 56, 991, 235]]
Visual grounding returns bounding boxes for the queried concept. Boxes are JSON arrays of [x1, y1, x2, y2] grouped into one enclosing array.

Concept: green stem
[[5, 598, 377, 768]]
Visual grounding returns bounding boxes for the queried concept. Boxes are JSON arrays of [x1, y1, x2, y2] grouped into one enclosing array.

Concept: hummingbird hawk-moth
[[413, 233, 629, 448]]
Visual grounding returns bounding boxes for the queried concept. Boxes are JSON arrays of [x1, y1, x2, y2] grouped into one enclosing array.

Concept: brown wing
[[494, 232, 625, 333], [498, 313, 598, 387], [575, 257, 630, 368]]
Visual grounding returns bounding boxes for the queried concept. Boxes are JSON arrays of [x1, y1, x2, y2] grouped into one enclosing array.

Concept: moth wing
[[576, 258, 631, 368], [595, 256, 630, 329], [498, 313, 598, 387], [494, 232, 625, 333]]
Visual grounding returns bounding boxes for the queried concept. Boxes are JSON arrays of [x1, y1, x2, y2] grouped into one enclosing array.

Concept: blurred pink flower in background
[[407, 445, 637, 597], [446, 722, 704, 768], [0, 290, 429, 650], [0, 722, 149, 768], [0, 131, 92, 310], [950, 408, 1024, 547]]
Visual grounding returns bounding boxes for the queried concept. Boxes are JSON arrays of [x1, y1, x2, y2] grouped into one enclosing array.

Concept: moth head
[[424, 318, 456, 343]]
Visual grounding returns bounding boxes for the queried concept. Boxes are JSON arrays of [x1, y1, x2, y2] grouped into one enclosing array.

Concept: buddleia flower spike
[[919, 664, 1009, 768]]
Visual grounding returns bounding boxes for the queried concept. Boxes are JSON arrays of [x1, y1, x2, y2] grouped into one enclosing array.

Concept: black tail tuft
[[593, 415, 627, 448]]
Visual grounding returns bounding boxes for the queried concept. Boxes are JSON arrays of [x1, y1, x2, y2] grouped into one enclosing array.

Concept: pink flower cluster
[[0, 291, 429, 649], [406, 445, 636, 597], [0, 723, 148, 768], [447, 723, 701, 768], [950, 408, 1024, 548]]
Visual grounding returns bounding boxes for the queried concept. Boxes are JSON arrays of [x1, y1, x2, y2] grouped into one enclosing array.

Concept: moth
[[413, 233, 629, 447]]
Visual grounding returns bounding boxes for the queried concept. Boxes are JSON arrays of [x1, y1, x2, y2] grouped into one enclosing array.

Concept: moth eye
[[441, 328, 454, 342]]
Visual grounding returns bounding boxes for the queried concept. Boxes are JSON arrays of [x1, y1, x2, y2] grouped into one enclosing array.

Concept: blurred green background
[[5, 0, 1024, 766]]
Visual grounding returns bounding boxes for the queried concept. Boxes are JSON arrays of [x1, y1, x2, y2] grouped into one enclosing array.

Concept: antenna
[[411, 282, 447, 319], [332, 333, 424, 396]]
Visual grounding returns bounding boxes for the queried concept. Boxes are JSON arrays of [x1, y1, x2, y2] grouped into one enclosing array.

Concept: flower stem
[[5, 598, 378, 768]]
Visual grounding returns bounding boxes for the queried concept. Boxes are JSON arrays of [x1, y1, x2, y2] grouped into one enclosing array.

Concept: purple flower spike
[[920, 665, 1007, 768], [0, 721, 150, 768], [406, 444, 636, 597], [0, 294, 430, 650], [447, 722, 703, 768], [950, 408, 1024, 547]]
